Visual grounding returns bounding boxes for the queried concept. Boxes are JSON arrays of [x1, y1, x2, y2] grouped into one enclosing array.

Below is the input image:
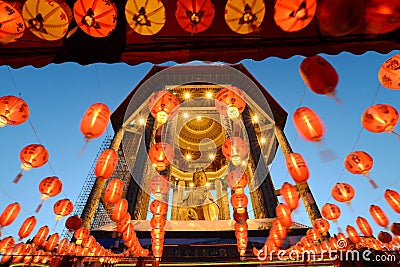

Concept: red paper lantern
[[280, 182, 300, 210], [149, 142, 174, 171], [0, 202, 21, 228], [285, 153, 309, 183], [227, 170, 248, 192], [33, 225, 49, 246], [149, 175, 170, 197], [274, 0, 316, 32], [271, 218, 287, 239], [293, 107, 325, 142], [116, 213, 131, 233], [73, 0, 117, 38], [45, 233, 59, 251], [148, 90, 179, 124], [363, 0, 400, 34], [331, 183, 355, 203], [316, 0, 364, 36], [312, 218, 330, 234], [0, 236, 15, 253], [112, 198, 128, 222], [14, 144, 49, 183], [81, 235, 95, 249], [149, 200, 168, 216], [53, 199, 74, 220], [122, 223, 135, 242], [175, 0, 214, 34], [344, 151, 377, 188], [74, 227, 90, 244], [306, 228, 320, 242], [95, 149, 118, 179], [36, 176, 63, 212], [369, 205, 389, 227], [0, 96, 29, 127], [230, 193, 248, 214], [150, 215, 166, 229], [356, 216, 373, 237], [346, 225, 361, 244], [104, 178, 124, 204], [57, 238, 69, 255], [378, 231, 393, 243], [276, 203, 292, 227], [80, 103, 110, 140], [18, 216, 37, 240], [390, 222, 400, 235], [0, 3, 25, 44], [215, 86, 246, 119], [361, 104, 399, 133], [300, 55, 339, 96], [384, 189, 400, 213], [321, 203, 341, 221], [222, 137, 249, 166], [378, 54, 400, 90], [65, 215, 83, 232]]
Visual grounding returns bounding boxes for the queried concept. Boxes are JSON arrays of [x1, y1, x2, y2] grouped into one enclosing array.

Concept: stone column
[[215, 178, 230, 220], [274, 126, 323, 224], [81, 128, 124, 229]]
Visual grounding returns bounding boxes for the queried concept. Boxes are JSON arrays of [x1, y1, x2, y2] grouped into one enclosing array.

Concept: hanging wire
[[93, 64, 111, 138], [326, 82, 382, 204]]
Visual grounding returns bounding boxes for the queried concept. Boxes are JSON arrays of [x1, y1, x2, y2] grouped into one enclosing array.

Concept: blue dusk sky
[[0, 51, 400, 241]]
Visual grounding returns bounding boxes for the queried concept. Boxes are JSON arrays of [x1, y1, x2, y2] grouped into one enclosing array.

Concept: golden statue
[[179, 170, 219, 220]]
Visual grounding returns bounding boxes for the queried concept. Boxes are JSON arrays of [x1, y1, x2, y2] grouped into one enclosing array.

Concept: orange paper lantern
[[104, 178, 124, 204], [215, 86, 246, 119], [80, 103, 110, 141], [225, 0, 265, 35], [280, 182, 300, 210], [274, 0, 316, 32], [0, 95, 29, 127], [0, 202, 21, 228], [148, 90, 179, 124], [112, 198, 128, 222], [346, 225, 361, 244], [36, 176, 63, 212], [362, 0, 400, 34], [293, 107, 325, 142], [73, 0, 117, 37], [74, 227, 89, 244], [116, 213, 131, 233], [230, 193, 248, 214], [18, 216, 37, 240], [285, 152, 309, 183], [53, 199, 74, 220], [0, 2, 25, 44], [312, 218, 330, 234], [361, 103, 399, 134], [227, 170, 248, 192], [149, 200, 168, 216], [384, 189, 400, 213], [149, 142, 174, 171], [344, 151, 377, 188], [369, 205, 389, 227], [149, 175, 170, 198], [95, 149, 118, 179], [331, 183, 355, 203], [276, 203, 292, 227], [33, 225, 49, 246], [377, 231, 392, 243], [14, 144, 49, 183], [378, 54, 400, 90], [45, 233, 59, 251], [222, 137, 249, 166], [65, 215, 83, 232], [390, 222, 400, 235], [175, 0, 214, 34], [356, 216, 373, 237], [321, 203, 341, 221]]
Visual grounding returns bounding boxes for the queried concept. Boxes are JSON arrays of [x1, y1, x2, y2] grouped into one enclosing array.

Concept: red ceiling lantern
[[363, 0, 400, 34], [331, 183, 355, 203], [0, 202, 21, 229], [148, 90, 179, 124], [321, 203, 341, 222], [344, 151, 377, 188], [149, 199, 168, 216], [0, 2, 25, 44], [378, 54, 400, 90], [285, 152, 309, 184], [116, 213, 131, 233], [293, 107, 325, 142], [14, 144, 49, 183], [274, 0, 316, 32], [74, 227, 90, 244], [125, 0, 166, 36], [104, 178, 124, 204], [33, 225, 49, 246], [390, 222, 400, 236], [227, 170, 248, 193], [230, 193, 248, 214], [356, 216, 373, 237], [45, 233, 60, 251], [361, 104, 399, 134], [316, 0, 364, 36], [22, 0, 72, 41], [369, 205, 389, 227], [65, 215, 83, 232], [299, 55, 339, 97], [225, 0, 265, 35], [36, 176, 63, 212], [95, 149, 118, 179], [222, 137, 249, 166], [275, 203, 292, 227], [378, 231, 393, 244], [215, 86, 246, 119], [53, 199, 74, 220], [0, 95, 29, 127], [149, 142, 174, 171], [175, 0, 214, 34], [80, 103, 110, 141], [112, 198, 128, 222], [18, 216, 37, 240], [280, 182, 300, 210], [385, 189, 400, 213], [312, 218, 330, 234], [346, 225, 361, 244], [73, 0, 117, 38], [149, 175, 170, 198]]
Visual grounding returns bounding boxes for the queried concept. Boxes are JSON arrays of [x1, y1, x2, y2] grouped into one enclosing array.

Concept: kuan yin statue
[[179, 170, 219, 220]]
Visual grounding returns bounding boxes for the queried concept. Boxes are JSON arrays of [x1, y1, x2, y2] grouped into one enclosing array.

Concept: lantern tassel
[[13, 171, 23, 183], [327, 91, 342, 104], [390, 130, 400, 139], [368, 177, 378, 189], [35, 200, 44, 213], [79, 139, 90, 157]]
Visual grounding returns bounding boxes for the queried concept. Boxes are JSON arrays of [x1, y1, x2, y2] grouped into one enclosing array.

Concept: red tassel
[[79, 139, 90, 157], [35, 203, 43, 213], [13, 171, 23, 183], [369, 178, 378, 189]]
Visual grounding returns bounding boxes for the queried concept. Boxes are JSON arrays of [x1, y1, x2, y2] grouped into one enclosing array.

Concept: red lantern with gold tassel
[[384, 189, 400, 213], [53, 199, 74, 221], [293, 107, 325, 142], [0, 96, 29, 127], [148, 90, 179, 124], [356, 216, 373, 237], [80, 103, 110, 141], [95, 149, 118, 179], [369, 205, 389, 227], [331, 183, 355, 203], [0, 202, 21, 229], [344, 151, 377, 188], [36, 176, 63, 212], [361, 104, 399, 134], [231, 193, 248, 214], [280, 182, 300, 210], [149, 142, 174, 171], [104, 178, 124, 204], [18, 216, 37, 240], [285, 153, 309, 183], [14, 144, 49, 183]]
